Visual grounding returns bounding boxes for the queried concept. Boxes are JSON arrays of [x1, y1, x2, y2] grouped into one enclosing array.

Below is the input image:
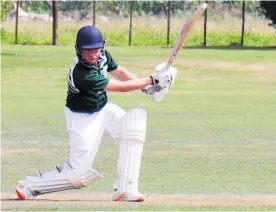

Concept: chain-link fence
[[2, 1, 275, 47]]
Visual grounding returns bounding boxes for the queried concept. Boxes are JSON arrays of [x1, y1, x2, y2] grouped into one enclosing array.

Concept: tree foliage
[[1, 0, 12, 22], [1, 0, 12, 38], [1, 0, 269, 20], [259, 1, 276, 29], [99, 1, 195, 16], [59, 1, 92, 12], [20, 1, 51, 13]]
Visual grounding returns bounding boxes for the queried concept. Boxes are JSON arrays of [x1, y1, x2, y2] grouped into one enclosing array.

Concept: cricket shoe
[[15, 181, 35, 200], [112, 189, 145, 202]]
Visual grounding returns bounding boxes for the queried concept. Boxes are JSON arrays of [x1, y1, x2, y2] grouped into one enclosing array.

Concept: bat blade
[[166, 3, 208, 69]]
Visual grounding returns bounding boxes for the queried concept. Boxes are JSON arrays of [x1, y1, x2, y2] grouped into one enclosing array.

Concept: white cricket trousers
[[64, 102, 126, 170]]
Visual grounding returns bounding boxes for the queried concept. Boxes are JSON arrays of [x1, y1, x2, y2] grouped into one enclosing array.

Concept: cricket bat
[[166, 3, 208, 69]]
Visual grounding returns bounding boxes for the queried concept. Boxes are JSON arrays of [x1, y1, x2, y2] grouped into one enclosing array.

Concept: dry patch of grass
[[1, 148, 37, 154], [180, 60, 276, 73], [171, 59, 276, 84], [134, 59, 276, 82]]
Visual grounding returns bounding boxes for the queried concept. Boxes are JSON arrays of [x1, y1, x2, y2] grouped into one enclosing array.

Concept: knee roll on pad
[[23, 166, 103, 195], [121, 108, 147, 143], [70, 169, 104, 189]]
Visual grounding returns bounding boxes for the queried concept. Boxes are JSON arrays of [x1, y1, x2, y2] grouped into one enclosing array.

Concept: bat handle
[[165, 63, 171, 70]]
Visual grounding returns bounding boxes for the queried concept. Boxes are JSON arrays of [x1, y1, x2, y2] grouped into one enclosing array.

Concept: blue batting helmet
[[76, 26, 105, 49], [75, 26, 105, 68]]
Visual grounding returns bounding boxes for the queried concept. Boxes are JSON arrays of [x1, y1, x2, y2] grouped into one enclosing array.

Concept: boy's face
[[80, 48, 102, 65]]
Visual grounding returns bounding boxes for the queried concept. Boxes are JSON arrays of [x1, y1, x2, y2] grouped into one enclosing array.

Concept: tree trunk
[[129, 1, 134, 46], [167, 0, 171, 46], [203, 2, 207, 47], [15, 0, 19, 44], [52, 1, 58, 45], [241, 1, 245, 47], [92, 0, 96, 26]]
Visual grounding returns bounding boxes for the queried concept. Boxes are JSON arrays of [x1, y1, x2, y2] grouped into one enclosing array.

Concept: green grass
[[2, 44, 276, 211], [2, 28, 276, 47]]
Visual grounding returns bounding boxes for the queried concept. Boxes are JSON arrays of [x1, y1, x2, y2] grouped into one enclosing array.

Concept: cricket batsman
[[15, 25, 177, 202]]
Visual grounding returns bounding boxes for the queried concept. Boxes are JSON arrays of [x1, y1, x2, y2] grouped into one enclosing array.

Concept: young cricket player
[[15, 25, 177, 202]]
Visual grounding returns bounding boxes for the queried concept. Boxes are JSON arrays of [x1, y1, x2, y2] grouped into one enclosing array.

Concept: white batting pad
[[22, 164, 103, 195], [117, 108, 147, 193], [121, 108, 147, 141]]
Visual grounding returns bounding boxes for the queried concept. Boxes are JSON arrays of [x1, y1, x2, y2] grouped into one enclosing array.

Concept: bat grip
[[165, 63, 171, 70]]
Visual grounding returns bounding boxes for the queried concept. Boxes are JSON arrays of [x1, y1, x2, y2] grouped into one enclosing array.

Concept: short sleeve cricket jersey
[[66, 50, 118, 113]]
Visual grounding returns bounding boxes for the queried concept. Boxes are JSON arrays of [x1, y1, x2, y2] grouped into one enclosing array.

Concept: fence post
[[15, 0, 19, 44], [241, 1, 245, 47], [52, 1, 58, 45], [92, 0, 96, 26], [167, 0, 171, 46], [203, 2, 207, 47], [129, 1, 134, 46]]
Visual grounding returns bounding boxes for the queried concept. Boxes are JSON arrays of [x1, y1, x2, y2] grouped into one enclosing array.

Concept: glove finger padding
[[151, 87, 169, 102], [141, 84, 163, 95], [141, 85, 168, 102], [141, 85, 155, 95], [152, 63, 178, 88], [146, 63, 178, 102]]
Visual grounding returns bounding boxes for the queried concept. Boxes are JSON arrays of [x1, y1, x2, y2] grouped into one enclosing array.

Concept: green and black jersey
[[66, 50, 118, 113]]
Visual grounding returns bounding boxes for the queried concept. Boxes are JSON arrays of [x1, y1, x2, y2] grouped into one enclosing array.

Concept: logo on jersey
[[97, 53, 108, 77]]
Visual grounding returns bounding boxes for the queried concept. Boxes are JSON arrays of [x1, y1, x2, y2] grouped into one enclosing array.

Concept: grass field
[[1, 44, 276, 211]]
